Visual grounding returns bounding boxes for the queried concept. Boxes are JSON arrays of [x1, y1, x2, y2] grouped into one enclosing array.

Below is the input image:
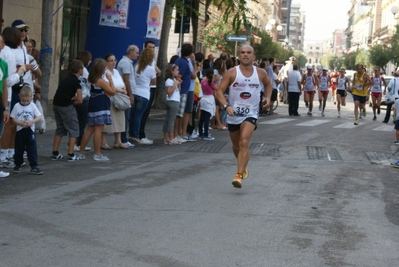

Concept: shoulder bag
[[111, 93, 131, 110]]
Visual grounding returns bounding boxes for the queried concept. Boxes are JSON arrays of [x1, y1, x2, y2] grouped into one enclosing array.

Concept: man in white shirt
[[282, 56, 295, 104], [287, 64, 302, 116]]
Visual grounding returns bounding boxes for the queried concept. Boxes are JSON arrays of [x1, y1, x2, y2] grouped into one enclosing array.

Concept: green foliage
[[368, 44, 390, 72], [343, 51, 358, 70], [294, 53, 307, 69], [355, 50, 370, 68], [390, 24, 399, 68]]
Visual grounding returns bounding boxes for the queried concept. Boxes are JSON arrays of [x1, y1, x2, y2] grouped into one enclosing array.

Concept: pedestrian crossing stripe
[[333, 122, 358, 129], [258, 118, 395, 131], [258, 118, 296, 124], [296, 120, 330, 127], [372, 125, 395, 132]]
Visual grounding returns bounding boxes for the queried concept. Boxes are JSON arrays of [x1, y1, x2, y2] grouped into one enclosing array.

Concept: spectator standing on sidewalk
[[117, 44, 139, 148], [163, 64, 181, 144], [78, 59, 116, 161], [11, 86, 43, 175], [0, 27, 26, 170], [51, 60, 83, 161], [139, 41, 162, 145], [0, 36, 10, 178], [74, 50, 92, 152]]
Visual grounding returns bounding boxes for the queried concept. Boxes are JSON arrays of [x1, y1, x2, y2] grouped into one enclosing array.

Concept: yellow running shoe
[[243, 168, 249, 179], [232, 173, 243, 188]]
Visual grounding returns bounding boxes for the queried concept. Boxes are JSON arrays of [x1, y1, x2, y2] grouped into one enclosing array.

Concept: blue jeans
[[121, 107, 130, 143], [129, 95, 149, 139]]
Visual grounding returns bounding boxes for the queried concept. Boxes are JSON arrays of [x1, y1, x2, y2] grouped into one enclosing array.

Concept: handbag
[[12, 76, 24, 93], [111, 93, 131, 110]]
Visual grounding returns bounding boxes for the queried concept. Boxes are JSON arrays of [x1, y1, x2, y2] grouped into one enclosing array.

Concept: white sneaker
[[140, 137, 153, 145], [0, 170, 9, 178], [74, 145, 91, 152], [124, 142, 135, 148], [177, 136, 187, 143], [190, 131, 198, 139], [337, 112, 341, 118]]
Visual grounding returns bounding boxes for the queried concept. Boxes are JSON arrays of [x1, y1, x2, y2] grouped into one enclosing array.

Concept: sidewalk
[[44, 105, 166, 132]]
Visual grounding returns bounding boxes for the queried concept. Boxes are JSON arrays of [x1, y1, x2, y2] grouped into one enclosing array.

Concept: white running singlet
[[372, 77, 382, 93], [336, 76, 346, 90], [304, 74, 316, 91], [319, 75, 329, 91], [227, 66, 261, 124]]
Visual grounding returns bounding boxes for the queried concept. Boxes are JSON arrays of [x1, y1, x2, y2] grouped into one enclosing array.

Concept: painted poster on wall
[[146, 0, 165, 39], [99, 0, 129, 28]]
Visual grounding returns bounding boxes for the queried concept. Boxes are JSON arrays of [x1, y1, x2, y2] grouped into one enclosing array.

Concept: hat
[[306, 65, 312, 70], [322, 67, 328, 71], [11, 19, 29, 29], [289, 56, 296, 61]]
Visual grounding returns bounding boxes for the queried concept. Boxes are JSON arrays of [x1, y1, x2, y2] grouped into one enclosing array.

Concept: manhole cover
[[249, 143, 281, 157], [307, 146, 342, 161], [365, 151, 396, 165], [186, 141, 228, 153]]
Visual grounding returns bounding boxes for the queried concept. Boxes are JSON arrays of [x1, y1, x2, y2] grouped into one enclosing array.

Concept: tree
[[293, 52, 307, 69], [39, 0, 55, 116], [342, 51, 358, 70], [355, 49, 370, 69], [368, 44, 390, 72], [390, 24, 399, 69]]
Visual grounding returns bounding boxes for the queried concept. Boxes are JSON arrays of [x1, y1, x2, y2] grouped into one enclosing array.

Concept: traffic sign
[[226, 35, 247, 42]]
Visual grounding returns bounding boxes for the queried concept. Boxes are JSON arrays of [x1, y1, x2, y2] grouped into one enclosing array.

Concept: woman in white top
[[0, 27, 29, 167], [128, 48, 156, 144], [101, 53, 128, 149]]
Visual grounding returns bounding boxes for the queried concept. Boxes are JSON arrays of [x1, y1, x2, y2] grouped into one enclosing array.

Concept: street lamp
[[392, 5, 399, 19], [265, 19, 282, 41]]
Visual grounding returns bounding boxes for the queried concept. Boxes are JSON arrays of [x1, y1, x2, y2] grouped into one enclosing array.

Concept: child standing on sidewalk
[[163, 64, 181, 144], [51, 59, 83, 161], [198, 68, 216, 140], [10, 86, 43, 174]]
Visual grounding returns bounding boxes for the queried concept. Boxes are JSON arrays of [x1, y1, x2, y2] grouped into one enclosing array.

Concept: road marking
[[296, 120, 330, 127], [372, 125, 395, 132], [259, 118, 296, 124], [333, 122, 358, 129]]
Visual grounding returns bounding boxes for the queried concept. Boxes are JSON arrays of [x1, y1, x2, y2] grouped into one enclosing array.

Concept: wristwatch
[[222, 104, 229, 110], [2, 106, 8, 112]]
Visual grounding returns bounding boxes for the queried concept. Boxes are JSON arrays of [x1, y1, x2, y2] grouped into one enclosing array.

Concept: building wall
[[3, 0, 64, 102]]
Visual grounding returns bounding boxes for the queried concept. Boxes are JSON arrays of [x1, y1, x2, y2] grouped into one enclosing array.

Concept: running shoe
[[51, 153, 64, 160], [190, 131, 199, 139], [176, 136, 187, 143], [13, 166, 20, 174], [243, 168, 249, 179], [74, 145, 91, 152], [76, 153, 86, 160], [337, 112, 340, 118], [377, 108, 381, 115], [93, 154, 109, 161], [321, 112, 325, 117], [232, 173, 243, 188], [31, 168, 44, 175], [354, 120, 359, 125], [203, 136, 215, 141], [391, 160, 399, 168], [307, 112, 312, 116], [394, 141, 399, 146], [318, 103, 322, 111]]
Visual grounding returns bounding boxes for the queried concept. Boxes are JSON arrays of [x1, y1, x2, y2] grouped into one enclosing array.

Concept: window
[[316, 47, 320, 50]]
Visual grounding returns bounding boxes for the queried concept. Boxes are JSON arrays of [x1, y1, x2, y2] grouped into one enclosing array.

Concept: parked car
[[380, 75, 394, 106]]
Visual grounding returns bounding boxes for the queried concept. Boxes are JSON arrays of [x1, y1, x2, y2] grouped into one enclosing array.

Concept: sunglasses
[[19, 28, 28, 33]]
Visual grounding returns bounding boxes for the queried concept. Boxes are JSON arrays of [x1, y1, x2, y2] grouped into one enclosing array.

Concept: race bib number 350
[[234, 102, 252, 117]]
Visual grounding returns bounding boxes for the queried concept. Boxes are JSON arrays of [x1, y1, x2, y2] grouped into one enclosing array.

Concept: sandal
[[100, 144, 112, 150], [114, 143, 128, 149]]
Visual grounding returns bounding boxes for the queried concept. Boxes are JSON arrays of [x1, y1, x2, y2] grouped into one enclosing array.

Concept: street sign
[[226, 35, 247, 42]]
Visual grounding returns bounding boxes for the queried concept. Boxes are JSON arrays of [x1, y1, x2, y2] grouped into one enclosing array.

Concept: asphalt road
[[1, 96, 398, 267]]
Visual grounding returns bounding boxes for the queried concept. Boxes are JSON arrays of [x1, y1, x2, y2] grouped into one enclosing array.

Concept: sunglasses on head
[[19, 28, 28, 33]]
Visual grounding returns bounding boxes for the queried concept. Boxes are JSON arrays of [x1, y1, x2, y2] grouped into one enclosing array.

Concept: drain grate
[[307, 146, 342, 161], [365, 151, 396, 165], [187, 141, 228, 153], [249, 143, 281, 157]]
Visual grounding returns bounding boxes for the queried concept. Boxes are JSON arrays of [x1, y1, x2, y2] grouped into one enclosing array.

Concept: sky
[[293, 0, 351, 45]]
